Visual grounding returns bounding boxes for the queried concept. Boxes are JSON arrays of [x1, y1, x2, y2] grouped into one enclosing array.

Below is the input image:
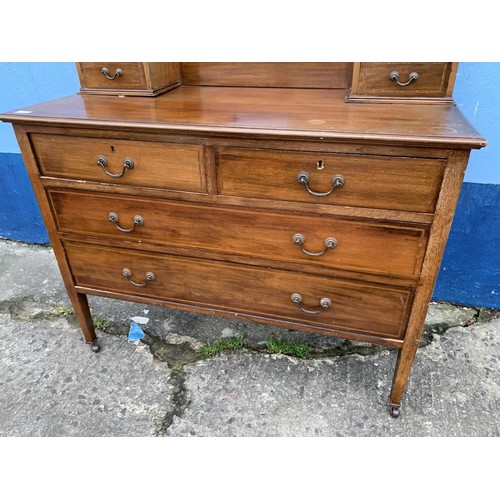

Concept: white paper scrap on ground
[[130, 316, 150, 325]]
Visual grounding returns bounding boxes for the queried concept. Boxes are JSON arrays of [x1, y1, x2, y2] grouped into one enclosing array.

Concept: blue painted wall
[[0, 153, 49, 243], [0, 63, 80, 243], [430, 63, 500, 309], [0, 63, 80, 153], [0, 63, 499, 308], [433, 183, 500, 308], [453, 63, 500, 185]]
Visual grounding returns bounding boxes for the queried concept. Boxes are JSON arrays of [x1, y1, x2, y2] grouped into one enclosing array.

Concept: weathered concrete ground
[[0, 239, 498, 436]]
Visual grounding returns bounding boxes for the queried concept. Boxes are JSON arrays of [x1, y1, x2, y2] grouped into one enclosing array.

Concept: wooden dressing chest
[[0, 62, 486, 417]]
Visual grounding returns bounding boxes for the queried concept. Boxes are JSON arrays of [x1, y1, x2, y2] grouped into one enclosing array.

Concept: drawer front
[[77, 63, 146, 90], [217, 147, 445, 213], [65, 242, 413, 339], [50, 190, 428, 279], [31, 133, 206, 192], [356, 62, 454, 97]]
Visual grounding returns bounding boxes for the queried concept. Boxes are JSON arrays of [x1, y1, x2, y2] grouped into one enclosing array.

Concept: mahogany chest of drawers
[[0, 63, 486, 417]]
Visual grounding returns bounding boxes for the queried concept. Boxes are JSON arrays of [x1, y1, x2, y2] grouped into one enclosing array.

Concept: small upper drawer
[[30, 133, 206, 193], [349, 62, 457, 102], [76, 62, 181, 96], [216, 147, 446, 213]]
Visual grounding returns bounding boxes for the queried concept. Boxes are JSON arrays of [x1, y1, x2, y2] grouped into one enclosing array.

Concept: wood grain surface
[[217, 147, 446, 213], [48, 189, 429, 279], [76, 62, 181, 96], [65, 241, 413, 340], [354, 62, 455, 96], [181, 62, 350, 88], [1, 87, 485, 148], [31, 132, 206, 192]]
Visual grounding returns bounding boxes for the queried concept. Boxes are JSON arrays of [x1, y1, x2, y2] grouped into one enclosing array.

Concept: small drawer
[[31, 133, 206, 193], [216, 147, 445, 213], [349, 62, 457, 102], [49, 190, 428, 279], [76, 62, 181, 96], [65, 242, 413, 340]]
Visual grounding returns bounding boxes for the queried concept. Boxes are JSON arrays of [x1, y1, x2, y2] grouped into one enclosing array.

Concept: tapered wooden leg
[[69, 292, 99, 352], [386, 151, 472, 417], [389, 340, 420, 417]]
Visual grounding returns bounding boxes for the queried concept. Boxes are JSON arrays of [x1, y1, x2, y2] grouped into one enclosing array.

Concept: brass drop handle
[[389, 70, 419, 87], [97, 155, 134, 178], [108, 212, 144, 233], [297, 172, 345, 197], [122, 268, 155, 287], [293, 233, 337, 257], [101, 66, 123, 80], [291, 293, 331, 315]]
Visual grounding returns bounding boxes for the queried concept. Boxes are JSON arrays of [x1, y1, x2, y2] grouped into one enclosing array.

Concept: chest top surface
[[0, 86, 486, 149]]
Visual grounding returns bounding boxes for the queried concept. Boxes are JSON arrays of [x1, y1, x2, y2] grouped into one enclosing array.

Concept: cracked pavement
[[0, 239, 499, 436]]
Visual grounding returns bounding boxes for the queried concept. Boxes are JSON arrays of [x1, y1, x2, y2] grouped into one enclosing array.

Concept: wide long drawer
[[49, 189, 428, 279], [216, 147, 446, 213], [30, 133, 206, 192], [65, 242, 413, 340]]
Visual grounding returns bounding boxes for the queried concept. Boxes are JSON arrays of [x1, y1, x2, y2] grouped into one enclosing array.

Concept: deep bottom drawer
[[65, 242, 413, 340]]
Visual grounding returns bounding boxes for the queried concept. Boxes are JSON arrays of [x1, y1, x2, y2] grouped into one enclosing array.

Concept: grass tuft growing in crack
[[267, 338, 310, 358], [198, 336, 245, 357], [54, 306, 74, 317], [93, 316, 110, 332]]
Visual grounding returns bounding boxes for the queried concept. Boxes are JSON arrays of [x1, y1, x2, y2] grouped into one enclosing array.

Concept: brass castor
[[87, 340, 100, 353], [389, 405, 401, 418]]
